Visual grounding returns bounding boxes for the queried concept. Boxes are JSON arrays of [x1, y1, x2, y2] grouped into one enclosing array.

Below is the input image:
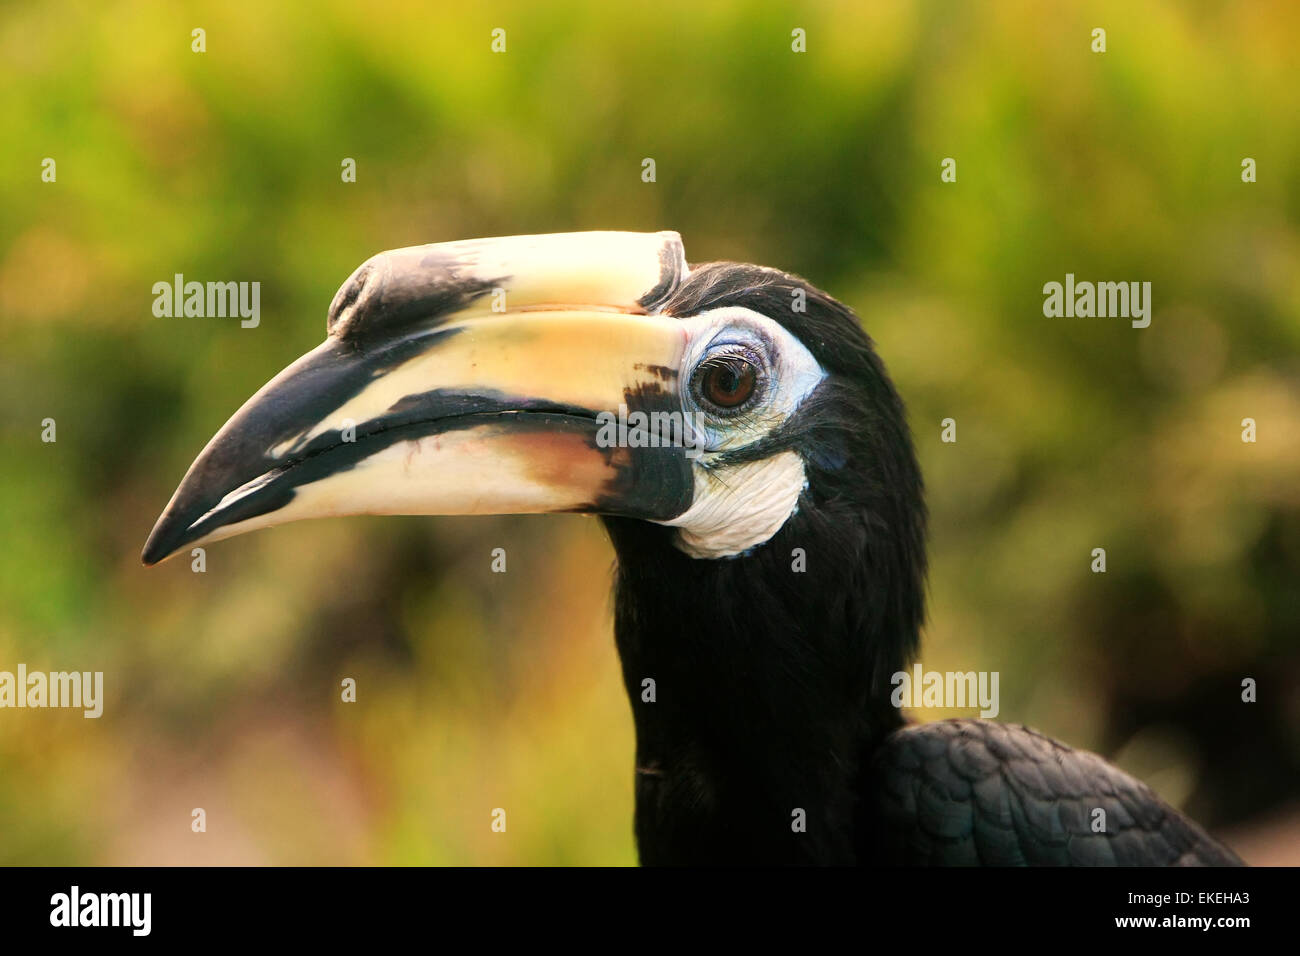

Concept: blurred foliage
[[0, 0, 1297, 864]]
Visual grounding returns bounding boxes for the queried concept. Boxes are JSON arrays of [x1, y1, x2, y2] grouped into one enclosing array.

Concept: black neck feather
[[603, 262, 927, 865]]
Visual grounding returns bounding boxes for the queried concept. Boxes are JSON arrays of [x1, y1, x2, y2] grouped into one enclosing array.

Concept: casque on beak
[[142, 232, 697, 565]]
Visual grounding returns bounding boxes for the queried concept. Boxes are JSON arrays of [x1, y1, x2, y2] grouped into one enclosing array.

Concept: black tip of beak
[[139, 338, 375, 568], [140, 451, 255, 567], [140, 525, 176, 566], [142, 493, 212, 565]]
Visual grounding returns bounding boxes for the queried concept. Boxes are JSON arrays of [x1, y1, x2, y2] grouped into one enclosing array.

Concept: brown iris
[[697, 357, 758, 410]]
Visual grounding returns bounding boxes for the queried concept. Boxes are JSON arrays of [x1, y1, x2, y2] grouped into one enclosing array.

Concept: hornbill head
[[143, 231, 928, 863], [143, 230, 925, 690]]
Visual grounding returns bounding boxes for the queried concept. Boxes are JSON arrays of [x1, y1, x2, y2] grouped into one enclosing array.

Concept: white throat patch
[[663, 451, 808, 559]]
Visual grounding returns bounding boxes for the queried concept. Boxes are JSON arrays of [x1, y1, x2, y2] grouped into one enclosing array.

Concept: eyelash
[[690, 346, 766, 417]]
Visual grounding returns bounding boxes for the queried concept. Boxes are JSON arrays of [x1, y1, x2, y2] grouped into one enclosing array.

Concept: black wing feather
[[861, 719, 1243, 866]]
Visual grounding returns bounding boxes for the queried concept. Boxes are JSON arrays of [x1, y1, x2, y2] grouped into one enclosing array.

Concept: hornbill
[[143, 231, 1243, 866]]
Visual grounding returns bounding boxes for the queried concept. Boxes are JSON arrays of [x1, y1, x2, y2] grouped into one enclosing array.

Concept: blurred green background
[[1, 0, 1297, 864]]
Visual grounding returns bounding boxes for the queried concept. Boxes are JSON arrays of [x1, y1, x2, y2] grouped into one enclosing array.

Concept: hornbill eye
[[694, 355, 759, 413]]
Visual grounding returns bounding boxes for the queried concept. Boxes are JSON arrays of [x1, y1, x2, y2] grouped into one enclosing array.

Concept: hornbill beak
[[142, 231, 696, 565]]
